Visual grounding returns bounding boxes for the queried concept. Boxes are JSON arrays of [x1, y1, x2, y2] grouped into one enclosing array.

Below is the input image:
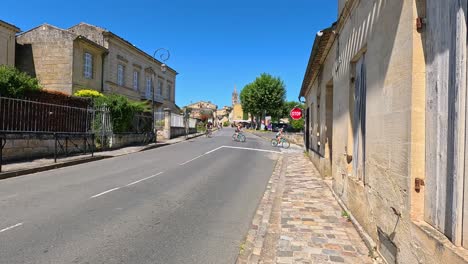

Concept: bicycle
[[232, 132, 246, 142], [206, 129, 213, 138], [271, 137, 290, 149]]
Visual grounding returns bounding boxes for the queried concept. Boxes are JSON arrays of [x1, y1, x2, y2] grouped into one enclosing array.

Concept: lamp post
[[152, 48, 170, 142]]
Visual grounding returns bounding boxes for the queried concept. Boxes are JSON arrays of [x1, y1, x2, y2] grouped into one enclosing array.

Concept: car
[[271, 123, 289, 132]]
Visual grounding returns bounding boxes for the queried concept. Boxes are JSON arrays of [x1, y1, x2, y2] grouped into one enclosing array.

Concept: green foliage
[[75, 91, 149, 133], [290, 118, 304, 131], [223, 121, 230, 127], [74, 89, 104, 98], [0, 65, 41, 97], [97, 94, 148, 133], [240, 73, 286, 125]]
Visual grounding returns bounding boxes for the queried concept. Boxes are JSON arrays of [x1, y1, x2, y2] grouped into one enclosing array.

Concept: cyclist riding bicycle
[[276, 127, 284, 144], [206, 122, 213, 135], [234, 123, 243, 138]]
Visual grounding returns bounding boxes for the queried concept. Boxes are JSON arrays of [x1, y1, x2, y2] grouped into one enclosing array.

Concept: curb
[[0, 156, 109, 180], [236, 155, 285, 264]]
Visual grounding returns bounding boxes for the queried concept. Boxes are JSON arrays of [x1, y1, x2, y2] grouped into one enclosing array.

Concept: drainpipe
[[101, 52, 108, 92]]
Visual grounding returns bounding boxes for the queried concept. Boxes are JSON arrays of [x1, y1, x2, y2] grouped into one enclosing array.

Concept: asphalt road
[[0, 128, 280, 264]]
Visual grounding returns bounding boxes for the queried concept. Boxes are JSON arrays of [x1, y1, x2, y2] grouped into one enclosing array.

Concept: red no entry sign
[[290, 107, 303, 120]]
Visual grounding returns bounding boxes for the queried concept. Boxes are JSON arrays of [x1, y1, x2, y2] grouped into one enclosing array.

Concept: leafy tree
[[0, 65, 41, 97], [240, 73, 286, 128]]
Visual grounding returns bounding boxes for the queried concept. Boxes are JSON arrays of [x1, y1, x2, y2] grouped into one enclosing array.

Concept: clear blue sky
[[2, 0, 337, 108]]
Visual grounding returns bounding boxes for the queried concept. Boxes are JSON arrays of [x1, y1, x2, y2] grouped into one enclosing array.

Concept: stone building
[[68, 23, 178, 113], [185, 101, 218, 122], [0, 20, 20, 66], [16, 24, 107, 94], [230, 86, 249, 123], [300, 0, 468, 263]]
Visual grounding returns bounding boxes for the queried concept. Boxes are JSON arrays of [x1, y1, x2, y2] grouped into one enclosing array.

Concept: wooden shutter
[[352, 54, 366, 182]]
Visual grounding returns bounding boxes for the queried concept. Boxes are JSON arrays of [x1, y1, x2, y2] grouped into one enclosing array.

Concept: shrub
[[75, 91, 149, 133], [223, 121, 230, 127], [74, 89, 104, 98], [0, 65, 41, 97]]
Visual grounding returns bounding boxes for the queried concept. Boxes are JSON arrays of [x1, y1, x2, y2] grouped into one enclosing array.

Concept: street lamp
[[152, 48, 170, 142]]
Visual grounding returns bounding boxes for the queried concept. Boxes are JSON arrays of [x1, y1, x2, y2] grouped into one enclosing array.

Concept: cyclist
[[206, 122, 213, 136], [276, 127, 284, 144], [234, 123, 243, 138]]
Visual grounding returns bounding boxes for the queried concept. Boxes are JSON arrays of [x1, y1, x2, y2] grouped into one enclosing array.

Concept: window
[[84, 53, 93, 79], [157, 80, 163, 97], [133, 71, 139, 91], [146, 76, 152, 100], [117, 64, 125, 86], [351, 54, 366, 183], [166, 84, 171, 100]]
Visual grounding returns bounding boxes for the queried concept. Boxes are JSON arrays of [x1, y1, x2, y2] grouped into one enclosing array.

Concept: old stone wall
[[71, 39, 104, 93], [16, 24, 75, 94]]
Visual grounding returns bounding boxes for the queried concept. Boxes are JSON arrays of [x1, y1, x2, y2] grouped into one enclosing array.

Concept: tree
[[241, 73, 286, 129]]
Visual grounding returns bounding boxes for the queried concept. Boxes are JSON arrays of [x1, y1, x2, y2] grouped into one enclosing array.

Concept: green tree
[[0, 65, 41, 97]]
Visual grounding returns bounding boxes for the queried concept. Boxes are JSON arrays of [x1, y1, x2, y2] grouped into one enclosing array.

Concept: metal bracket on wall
[[0, 137, 6, 173]]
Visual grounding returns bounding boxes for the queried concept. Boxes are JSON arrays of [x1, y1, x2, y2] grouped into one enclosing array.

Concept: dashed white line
[[125, 172, 164, 187], [90, 187, 121, 199], [0, 223, 23, 233]]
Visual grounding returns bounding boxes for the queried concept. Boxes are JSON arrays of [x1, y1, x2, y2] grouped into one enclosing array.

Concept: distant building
[[185, 101, 218, 123], [230, 86, 249, 123], [0, 20, 20, 66]]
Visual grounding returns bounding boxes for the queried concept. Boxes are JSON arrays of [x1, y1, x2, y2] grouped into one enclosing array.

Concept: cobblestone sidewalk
[[238, 153, 374, 264]]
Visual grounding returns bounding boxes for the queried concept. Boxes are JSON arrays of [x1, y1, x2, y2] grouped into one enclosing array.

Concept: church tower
[[232, 85, 239, 106]]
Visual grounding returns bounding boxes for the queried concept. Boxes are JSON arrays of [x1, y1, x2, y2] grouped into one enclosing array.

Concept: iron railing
[[0, 96, 94, 133]]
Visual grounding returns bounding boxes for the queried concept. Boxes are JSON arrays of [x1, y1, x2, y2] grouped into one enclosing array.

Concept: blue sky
[[2, 0, 337, 108]]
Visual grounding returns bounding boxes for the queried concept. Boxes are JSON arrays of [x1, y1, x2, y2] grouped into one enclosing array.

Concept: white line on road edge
[[125, 172, 164, 187], [0, 223, 23, 233], [90, 187, 121, 199], [221, 146, 282, 154]]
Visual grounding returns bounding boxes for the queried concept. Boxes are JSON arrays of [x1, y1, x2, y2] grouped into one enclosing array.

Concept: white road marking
[[205, 146, 223, 155], [90, 187, 121, 199], [0, 223, 23, 233], [125, 172, 164, 187], [221, 145, 282, 154], [179, 154, 205, 166]]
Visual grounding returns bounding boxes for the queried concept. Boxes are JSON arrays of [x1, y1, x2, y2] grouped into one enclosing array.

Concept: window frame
[[84, 52, 93, 79], [117, 64, 125, 86]]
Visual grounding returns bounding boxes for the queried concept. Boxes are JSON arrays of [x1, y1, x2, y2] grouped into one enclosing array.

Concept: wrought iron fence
[[0, 96, 94, 133]]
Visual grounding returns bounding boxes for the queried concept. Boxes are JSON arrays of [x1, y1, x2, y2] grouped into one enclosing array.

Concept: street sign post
[[290, 107, 303, 120]]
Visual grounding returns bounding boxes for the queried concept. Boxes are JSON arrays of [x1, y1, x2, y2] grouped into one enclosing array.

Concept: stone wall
[[170, 127, 197, 139], [108, 133, 148, 149], [2, 135, 87, 162], [16, 24, 75, 94]]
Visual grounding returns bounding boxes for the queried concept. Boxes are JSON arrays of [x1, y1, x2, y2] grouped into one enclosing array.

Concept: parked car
[[271, 123, 289, 132]]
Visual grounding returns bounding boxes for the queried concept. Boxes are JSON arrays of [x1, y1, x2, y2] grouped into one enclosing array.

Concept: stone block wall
[[2, 135, 87, 162], [16, 24, 75, 94], [108, 133, 148, 149]]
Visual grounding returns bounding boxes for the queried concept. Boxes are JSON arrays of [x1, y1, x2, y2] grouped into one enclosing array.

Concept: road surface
[[0, 128, 280, 264]]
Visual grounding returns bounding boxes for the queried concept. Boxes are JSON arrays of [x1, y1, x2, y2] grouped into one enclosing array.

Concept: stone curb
[[0, 131, 208, 181], [0, 156, 109, 180], [236, 155, 284, 264]]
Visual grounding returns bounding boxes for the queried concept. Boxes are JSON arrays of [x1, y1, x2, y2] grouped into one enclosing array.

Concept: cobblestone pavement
[[238, 153, 374, 264]]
